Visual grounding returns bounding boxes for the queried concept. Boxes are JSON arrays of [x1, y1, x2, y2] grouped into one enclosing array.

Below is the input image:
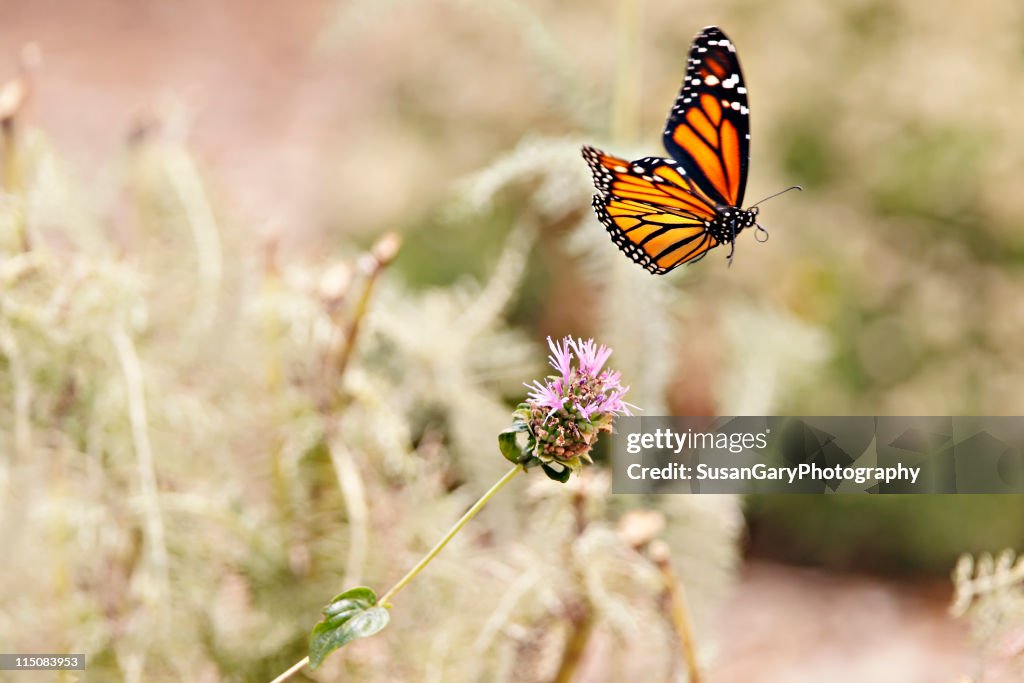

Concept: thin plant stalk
[[0, 115, 28, 252], [0, 44, 40, 250], [260, 238, 283, 392], [454, 221, 536, 340], [379, 464, 520, 605], [0, 72, 29, 250], [268, 464, 522, 683], [113, 326, 169, 600], [321, 236, 400, 579], [163, 144, 223, 334], [469, 569, 539, 659], [332, 233, 401, 392], [551, 600, 595, 683], [610, 0, 640, 144], [550, 482, 598, 683], [268, 657, 307, 683], [329, 440, 370, 588], [0, 324, 31, 460], [258, 240, 295, 557], [1, 115, 17, 188], [651, 540, 702, 683]]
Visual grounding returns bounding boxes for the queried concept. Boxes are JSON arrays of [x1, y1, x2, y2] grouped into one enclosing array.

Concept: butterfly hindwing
[[583, 146, 720, 274], [662, 26, 750, 208]]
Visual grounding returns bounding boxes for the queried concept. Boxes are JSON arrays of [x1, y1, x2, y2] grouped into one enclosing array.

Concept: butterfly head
[[709, 205, 758, 247]]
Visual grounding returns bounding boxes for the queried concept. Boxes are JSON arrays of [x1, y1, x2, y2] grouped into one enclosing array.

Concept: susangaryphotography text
[[610, 417, 1024, 494]]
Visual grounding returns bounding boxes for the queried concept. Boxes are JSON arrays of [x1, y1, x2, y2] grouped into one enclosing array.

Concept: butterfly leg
[[726, 223, 737, 266]]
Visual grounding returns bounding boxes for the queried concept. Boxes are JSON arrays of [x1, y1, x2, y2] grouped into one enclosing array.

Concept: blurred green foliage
[[748, 496, 1024, 573]]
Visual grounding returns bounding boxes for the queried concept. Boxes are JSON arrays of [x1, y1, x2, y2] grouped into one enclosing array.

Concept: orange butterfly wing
[[583, 146, 721, 274], [663, 26, 750, 208]]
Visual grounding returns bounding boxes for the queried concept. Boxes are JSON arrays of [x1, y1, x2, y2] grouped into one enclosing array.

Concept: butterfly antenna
[[747, 186, 800, 245], [755, 223, 770, 243], [749, 185, 802, 209]]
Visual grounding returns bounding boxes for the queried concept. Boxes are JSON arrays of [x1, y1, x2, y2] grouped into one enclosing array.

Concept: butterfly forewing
[[662, 26, 750, 208]]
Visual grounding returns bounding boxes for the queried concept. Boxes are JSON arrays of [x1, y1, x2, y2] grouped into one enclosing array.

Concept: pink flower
[[515, 336, 635, 473]]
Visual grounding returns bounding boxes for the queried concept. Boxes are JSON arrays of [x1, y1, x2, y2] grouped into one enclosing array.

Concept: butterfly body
[[708, 205, 758, 246], [584, 26, 775, 273]]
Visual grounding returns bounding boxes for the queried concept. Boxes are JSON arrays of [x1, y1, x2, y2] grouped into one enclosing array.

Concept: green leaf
[[309, 587, 390, 670], [498, 427, 525, 464], [541, 461, 572, 483], [513, 407, 532, 423], [517, 452, 539, 469]]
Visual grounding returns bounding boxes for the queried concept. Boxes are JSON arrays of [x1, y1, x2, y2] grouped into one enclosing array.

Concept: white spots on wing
[[745, 134, 751, 140], [737, 86, 747, 94], [704, 74, 720, 86], [740, 105, 749, 115], [614, 165, 627, 173], [691, 77, 701, 85], [722, 74, 739, 89], [721, 99, 731, 108], [632, 165, 643, 173], [697, 47, 707, 53], [731, 101, 741, 110]]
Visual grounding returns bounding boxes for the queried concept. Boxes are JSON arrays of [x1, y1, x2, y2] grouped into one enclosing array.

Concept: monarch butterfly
[[583, 26, 798, 273]]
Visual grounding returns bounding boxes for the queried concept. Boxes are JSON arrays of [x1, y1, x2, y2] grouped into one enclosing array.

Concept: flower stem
[[379, 464, 521, 605], [267, 463, 523, 683], [268, 657, 307, 683]]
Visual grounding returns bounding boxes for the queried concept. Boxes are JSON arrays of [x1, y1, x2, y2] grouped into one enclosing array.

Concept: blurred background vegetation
[[2, 0, 1024, 680]]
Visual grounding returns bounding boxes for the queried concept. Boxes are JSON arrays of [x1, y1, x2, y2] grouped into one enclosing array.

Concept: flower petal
[[547, 336, 574, 382]]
